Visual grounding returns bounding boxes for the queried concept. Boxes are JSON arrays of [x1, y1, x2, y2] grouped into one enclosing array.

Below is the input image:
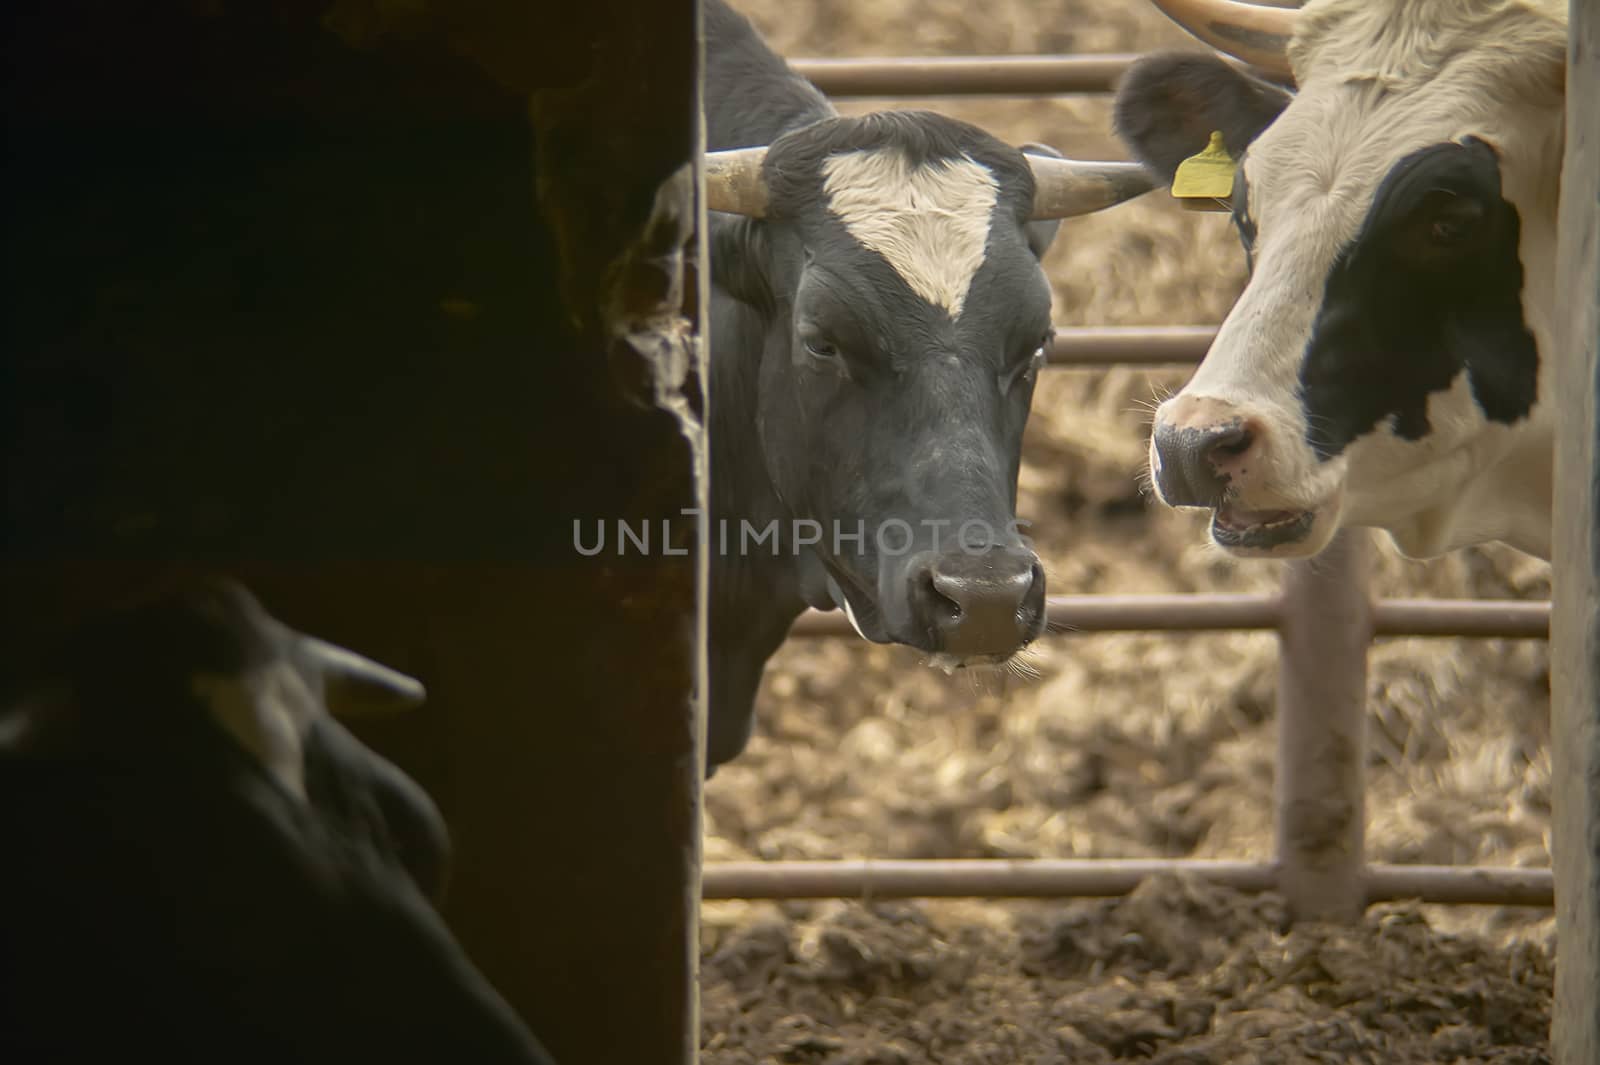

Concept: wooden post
[[1553, 2, 1600, 1061], [0, 3, 706, 1063]]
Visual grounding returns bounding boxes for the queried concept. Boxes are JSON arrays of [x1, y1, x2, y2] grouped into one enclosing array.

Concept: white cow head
[[1115, 0, 1566, 560]]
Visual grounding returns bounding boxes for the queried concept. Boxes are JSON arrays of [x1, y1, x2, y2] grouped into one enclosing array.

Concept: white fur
[[821, 148, 998, 319], [841, 595, 870, 640], [1340, 373, 1552, 557], [1160, 0, 1567, 559]]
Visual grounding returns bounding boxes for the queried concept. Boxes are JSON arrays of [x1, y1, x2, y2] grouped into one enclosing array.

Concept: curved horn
[[704, 146, 769, 217], [1027, 156, 1159, 219], [1147, 0, 1298, 77], [296, 636, 426, 716]]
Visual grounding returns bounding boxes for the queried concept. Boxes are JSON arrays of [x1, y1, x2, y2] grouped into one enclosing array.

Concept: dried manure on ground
[[701, 1, 1555, 1061]]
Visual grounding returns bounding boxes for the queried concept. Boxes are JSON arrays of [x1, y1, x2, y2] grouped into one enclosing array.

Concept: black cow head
[[0, 575, 449, 899], [0, 576, 559, 1063], [707, 111, 1154, 662]]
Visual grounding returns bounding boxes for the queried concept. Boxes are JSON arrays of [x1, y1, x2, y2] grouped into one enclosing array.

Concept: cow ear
[[1018, 144, 1065, 258], [1112, 51, 1291, 183], [710, 216, 775, 310]]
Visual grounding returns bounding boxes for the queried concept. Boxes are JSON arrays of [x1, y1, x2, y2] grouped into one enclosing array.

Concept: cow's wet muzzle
[[898, 544, 1046, 657]]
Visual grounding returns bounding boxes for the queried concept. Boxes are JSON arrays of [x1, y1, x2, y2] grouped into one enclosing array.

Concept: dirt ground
[[700, 1, 1558, 1061]]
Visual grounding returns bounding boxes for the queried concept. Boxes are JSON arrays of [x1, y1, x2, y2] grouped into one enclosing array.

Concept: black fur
[[702, 0, 831, 150], [1112, 52, 1291, 182], [1301, 138, 1539, 459], [0, 577, 556, 1064], [703, 0, 1057, 769]]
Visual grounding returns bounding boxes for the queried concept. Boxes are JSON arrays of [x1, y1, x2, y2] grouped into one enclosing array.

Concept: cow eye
[[800, 335, 849, 377], [1004, 333, 1051, 391], [1393, 189, 1486, 268], [1421, 192, 1483, 247], [1024, 346, 1046, 382], [804, 338, 840, 361], [1430, 212, 1475, 245]]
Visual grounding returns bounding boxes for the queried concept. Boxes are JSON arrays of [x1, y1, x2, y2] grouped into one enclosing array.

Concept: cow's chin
[[922, 651, 1019, 676], [1207, 498, 1341, 560]]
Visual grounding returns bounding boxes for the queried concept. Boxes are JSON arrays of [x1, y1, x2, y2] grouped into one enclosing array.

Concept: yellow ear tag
[[1170, 131, 1236, 212]]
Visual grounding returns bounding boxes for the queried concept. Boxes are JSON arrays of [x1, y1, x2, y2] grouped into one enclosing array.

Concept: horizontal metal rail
[[701, 859, 1555, 908], [791, 54, 1144, 97], [788, 595, 1552, 640], [790, 53, 1290, 99], [1047, 325, 1213, 366], [1375, 598, 1555, 638]]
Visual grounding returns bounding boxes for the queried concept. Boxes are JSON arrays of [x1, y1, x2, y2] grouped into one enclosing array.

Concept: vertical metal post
[[1553, 1, 1600, 1060], [687, 4, 712, 1062], [1275, 529, 1374, 923]]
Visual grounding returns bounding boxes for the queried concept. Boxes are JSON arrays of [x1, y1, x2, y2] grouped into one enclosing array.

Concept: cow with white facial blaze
[[1114, 0, 1565, 561], [0, 577, 558, 1065], [701, 0, 1155, 770]]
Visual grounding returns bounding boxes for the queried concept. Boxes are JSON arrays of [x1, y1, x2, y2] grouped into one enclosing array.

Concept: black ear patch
[[710, 215, 775, 311], [1113, 52, 1292, 182], [1299, 138, 1539, 460]]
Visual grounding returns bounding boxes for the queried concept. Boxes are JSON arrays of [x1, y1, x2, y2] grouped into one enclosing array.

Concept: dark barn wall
[[1, 3, 704, 1064]]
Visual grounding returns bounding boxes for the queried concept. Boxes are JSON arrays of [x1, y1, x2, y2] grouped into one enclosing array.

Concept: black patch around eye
[[1389, 188, 1490, 272], [1298, 137, 1538, 462]]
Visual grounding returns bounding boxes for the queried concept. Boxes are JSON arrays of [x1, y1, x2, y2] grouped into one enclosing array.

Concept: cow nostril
[[918, 568, 963, 628], [906, 550, 1041, 655], [1021, 562, 1046, 622], [1152, 405, 1267, 508], [1207, 424, 1254, 462]]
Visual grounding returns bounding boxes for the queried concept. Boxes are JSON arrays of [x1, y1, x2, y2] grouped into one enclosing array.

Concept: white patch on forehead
[[821, 148, 998, 319]]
